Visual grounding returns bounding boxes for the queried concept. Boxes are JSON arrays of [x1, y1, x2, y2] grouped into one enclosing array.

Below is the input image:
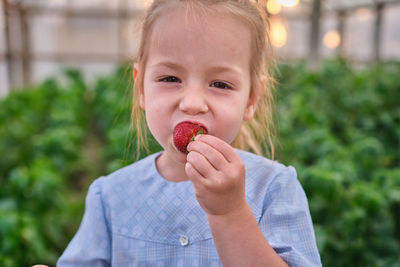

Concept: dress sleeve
[[259, 166, 322, 267], [57, 178, 111, 267]]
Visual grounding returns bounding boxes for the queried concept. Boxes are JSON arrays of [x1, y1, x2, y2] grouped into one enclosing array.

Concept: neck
[[156, 152, 190, 183]]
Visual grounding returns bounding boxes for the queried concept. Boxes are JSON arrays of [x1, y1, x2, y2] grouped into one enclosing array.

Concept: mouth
[[177, 121, 208, 132], [173, 121, 208, 154]]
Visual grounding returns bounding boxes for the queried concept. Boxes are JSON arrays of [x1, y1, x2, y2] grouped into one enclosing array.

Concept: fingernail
[[194, 134, 201, 141]]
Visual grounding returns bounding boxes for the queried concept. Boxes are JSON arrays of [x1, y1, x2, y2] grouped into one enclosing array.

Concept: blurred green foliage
[[0, 60, 399, 266], [276, 59, 400, 266]]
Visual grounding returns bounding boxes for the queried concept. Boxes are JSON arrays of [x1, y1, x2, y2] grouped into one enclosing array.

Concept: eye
[[210, 81, 232, 90], [159, 76, 181, 83]]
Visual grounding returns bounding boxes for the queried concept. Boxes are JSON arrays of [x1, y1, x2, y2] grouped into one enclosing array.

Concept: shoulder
[[88, 152, 162, 196], [106, 152, 161, 180], [235, 149, 290, 170], [235, 149, 303, 215], [235, 149, 297, 186]]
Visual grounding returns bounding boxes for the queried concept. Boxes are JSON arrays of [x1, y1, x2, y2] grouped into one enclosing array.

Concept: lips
[[173, 121, 208, 154]]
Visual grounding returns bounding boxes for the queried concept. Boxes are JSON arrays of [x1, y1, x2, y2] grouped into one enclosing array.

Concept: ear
[[133, 63, 146, 110], [244, 80, 265, 121], [133, 63, 139, 80]]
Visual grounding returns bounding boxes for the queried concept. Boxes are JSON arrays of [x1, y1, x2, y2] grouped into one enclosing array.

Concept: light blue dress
[[57, 150, 322, 266]]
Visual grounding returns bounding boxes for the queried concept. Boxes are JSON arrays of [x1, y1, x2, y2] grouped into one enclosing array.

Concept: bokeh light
[[278, 0, 299, 8], [355, 8, 373, 21], [323, 30, 341, 49], [271, 18, 287, 47], [267, 0, 282, 15]]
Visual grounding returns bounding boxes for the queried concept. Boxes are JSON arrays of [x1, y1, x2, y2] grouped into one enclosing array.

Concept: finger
[[185, 162, 205, 185], [194, 135, 239, 163], [187, 139, 227, 171], [185, 163, 213, 198], [186, 151, 218, 179]]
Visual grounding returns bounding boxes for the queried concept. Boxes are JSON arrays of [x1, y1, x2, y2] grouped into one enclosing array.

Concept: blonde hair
[[132, 0, 277, 159]]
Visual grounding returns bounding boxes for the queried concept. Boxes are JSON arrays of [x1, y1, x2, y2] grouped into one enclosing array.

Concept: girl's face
[[137, 5, 259, 166]]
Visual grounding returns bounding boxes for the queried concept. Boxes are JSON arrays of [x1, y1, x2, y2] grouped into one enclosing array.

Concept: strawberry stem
[[190, 129, 204, 142]]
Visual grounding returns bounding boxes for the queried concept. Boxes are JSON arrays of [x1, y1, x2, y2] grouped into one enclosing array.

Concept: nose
[[179, 84, 209, 115]]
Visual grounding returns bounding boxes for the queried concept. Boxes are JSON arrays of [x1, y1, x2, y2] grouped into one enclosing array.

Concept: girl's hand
[[185, 134, 247, 216]]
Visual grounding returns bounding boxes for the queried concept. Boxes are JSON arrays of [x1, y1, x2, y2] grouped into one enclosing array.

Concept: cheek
[[146, 99, 163, 113], [145, 99, 166, 127], [145, 108, 168, 147], [143, 93, 172, 142], [213, 104, 246, 144]]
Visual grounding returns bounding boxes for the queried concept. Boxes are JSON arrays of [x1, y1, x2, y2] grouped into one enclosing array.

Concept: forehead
[[146, 4, 252, 69]]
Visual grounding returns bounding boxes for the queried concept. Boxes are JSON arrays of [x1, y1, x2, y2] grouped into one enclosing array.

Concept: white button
[[179, 235, 189, 246]]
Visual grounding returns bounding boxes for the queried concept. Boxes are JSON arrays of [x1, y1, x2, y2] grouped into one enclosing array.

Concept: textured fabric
[[57, 150, 322, 267]]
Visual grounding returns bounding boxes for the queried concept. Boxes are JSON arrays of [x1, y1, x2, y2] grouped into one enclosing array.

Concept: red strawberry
[[173, 122, 208, 154]]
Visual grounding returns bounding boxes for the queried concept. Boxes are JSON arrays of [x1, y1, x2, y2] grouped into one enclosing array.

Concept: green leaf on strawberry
[[190, 129, 204, 142]]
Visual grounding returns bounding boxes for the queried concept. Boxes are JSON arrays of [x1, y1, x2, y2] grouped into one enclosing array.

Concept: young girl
[[58, 0, 321, 266]]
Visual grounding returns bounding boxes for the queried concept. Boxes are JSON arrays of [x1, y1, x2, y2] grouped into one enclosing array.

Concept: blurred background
[[2, 0, 400, 95], [0, 0, 399, 266]]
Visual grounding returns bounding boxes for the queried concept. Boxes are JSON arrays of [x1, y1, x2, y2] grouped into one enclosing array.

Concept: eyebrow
[[206, 65, 243, 77], [150, 60, 243, 77], [149, 61, 186, 72]]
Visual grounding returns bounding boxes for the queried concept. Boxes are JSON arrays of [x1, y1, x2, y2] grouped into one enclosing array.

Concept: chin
[[173, 150, 188, 165], [163, 143, 187, 166]]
